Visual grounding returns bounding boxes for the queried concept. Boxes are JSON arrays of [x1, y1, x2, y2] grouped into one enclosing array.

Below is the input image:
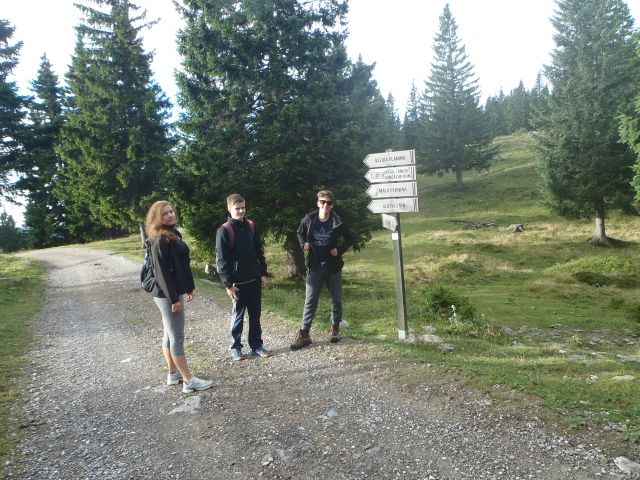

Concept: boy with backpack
[[216, 194, 270, 360]]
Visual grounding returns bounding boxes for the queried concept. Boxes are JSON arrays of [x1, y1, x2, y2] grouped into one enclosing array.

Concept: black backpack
[[140, 240, 155, 292]]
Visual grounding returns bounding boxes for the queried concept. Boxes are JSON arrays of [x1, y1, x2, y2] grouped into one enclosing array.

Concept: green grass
[[89, 131, 640, 453], [261, 131, 640, 451], [0, 255, 46, 475]]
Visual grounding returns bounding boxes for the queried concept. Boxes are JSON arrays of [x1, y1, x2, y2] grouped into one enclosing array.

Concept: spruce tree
[[402, 81, 422, 150], [174, 0, 382, 276], [504, 81, 530, 132], [0, 20, 25, 198], [484, 90, 508, 137], [619, 34, 640, 196], [17, 55, 70, 247], [383, 93, 402, 150], [57, 0, 172, 238], [538, 0, 640, 244], [0, 211, 26, 252], [529, 72, 551, 130], [420, 4, 495, 189]]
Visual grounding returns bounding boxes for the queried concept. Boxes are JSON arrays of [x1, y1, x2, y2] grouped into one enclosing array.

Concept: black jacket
[[149, 229, 195, 303], [297, 210, 353, 273], [216, 217, 268, 288]]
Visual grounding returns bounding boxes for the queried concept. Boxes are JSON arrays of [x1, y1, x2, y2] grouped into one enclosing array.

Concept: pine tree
[[57, 0, 172, 238], [0, 20, 25, 198], [174, 0, 381, 276], [0, 211, 26, 252], [504, 81, 530, 132], [484, 90, 508, 137], [17, 55, 70, 247], [383, 93, 402, 150], [420, 4, 495, 189], [402, 81, 422, 150], [538, 0, 640, 244], [529, 72, 551, 130], [619, 34, 640, 196]]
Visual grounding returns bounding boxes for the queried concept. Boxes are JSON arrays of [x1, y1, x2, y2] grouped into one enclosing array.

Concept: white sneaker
[[167, 370, 182, 385], [182, 376, 213, 393]]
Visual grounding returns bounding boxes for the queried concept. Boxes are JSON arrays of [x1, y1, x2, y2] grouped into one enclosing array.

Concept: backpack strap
[[222, 219, 255, 251], [221, 221, 235, 250]]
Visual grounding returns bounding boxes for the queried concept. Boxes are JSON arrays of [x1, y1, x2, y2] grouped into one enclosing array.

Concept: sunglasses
[[318, 200, 334, 206]]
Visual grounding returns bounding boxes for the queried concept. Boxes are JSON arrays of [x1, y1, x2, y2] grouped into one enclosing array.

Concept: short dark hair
[[317, 190, 334, 201]]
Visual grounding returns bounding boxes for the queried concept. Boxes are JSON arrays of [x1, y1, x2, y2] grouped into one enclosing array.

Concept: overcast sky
[[8, 0, 639, 112], [3, 0, 640, 224]]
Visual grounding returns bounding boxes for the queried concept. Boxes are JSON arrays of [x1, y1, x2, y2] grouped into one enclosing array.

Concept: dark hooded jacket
[[216, 217, 268, 288], [297, 210, 353, 273], [149, 229, 195, 304]]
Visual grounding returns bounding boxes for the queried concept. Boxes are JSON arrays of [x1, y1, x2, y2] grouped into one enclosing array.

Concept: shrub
[[423, 285, 475, 321], [625, 304, 640, 323], [608, 297, 625, 309], [548, 255, 637, 275], [573, 271, 608, 287]]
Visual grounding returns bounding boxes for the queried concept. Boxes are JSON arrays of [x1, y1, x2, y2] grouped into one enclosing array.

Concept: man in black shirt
[[290, 190, 353, 350]]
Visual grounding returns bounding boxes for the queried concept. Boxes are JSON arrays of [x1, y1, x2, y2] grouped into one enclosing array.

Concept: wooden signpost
[[364, 149, 418, 340], [364, 166, 416, 183], [366, 181, 418, 199], [381, 213, 398, 232]]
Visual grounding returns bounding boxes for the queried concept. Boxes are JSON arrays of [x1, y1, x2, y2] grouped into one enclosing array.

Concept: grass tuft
[[0, 255, 46, 476]]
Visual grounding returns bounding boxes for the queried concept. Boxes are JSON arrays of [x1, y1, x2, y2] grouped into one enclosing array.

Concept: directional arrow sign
[[363, 149, 415, 168], [381, 213, 398, 231], [367, 181, 417, 199], [367, 197, 419, 214], [365, 166, 416, 183]]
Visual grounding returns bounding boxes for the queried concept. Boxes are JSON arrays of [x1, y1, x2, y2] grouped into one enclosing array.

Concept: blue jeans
[[301, 265, 342, 331], [229, 278, 263, 351]]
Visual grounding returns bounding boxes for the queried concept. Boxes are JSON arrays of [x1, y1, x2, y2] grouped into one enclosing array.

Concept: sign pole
[[363, 148, 417, 341], [392, 213, 408, 339]]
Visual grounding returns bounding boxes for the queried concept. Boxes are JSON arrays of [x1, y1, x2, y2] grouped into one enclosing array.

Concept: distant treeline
[[1, 0, 639, 261]]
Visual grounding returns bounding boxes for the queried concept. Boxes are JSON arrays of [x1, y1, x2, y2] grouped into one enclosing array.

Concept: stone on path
[[168, 395, 202, 415], [611, 375, 635, 382], [614, 456, 640, 475]]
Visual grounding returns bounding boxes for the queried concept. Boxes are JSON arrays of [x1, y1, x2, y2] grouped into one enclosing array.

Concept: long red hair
[[145, 200, 179, 241]]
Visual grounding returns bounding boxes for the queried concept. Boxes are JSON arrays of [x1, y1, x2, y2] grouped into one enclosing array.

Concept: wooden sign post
[[364, 149, 418, 340]]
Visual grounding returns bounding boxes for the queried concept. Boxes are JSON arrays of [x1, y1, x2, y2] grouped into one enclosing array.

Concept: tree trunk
[[284, 231, 306, 278], [139, 221, 147, 250], [592, 209, 611, 246], [455, 168, 463, 190]]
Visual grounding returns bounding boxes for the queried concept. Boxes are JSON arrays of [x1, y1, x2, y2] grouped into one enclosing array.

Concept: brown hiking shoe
[[290, 329, 312, 350], [330, 324, 341, 343]]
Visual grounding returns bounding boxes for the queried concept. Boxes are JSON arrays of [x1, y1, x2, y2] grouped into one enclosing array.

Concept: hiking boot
[[167, 370, 182, 385], [330, 324, 341, 343], [290, 329, 312, 350], [251, 346, 272, 358], [231, 348, 245, 361], [182, 376, 213, 393]]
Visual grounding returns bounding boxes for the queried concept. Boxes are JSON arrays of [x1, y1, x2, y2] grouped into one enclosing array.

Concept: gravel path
[[6, 247, 638, 479]]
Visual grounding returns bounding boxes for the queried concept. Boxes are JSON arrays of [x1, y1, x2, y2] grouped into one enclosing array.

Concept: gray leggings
[[154, 295, 185, 356]]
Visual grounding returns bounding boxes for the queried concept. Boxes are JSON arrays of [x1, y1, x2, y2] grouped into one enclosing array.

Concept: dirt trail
[[6, 247, 634, 479]]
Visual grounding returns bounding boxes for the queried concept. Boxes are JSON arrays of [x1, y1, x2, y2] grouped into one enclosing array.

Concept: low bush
[[422, 284, 476, 321]]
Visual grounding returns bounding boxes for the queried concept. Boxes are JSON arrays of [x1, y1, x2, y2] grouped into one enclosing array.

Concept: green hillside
[[262, 131, 640, 450]]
